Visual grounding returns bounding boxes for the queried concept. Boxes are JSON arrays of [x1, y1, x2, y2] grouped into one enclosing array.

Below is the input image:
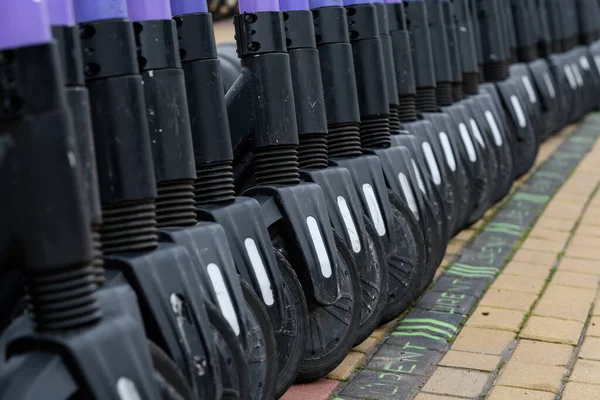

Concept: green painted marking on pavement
[[512, 192, 551, 204], [390, 332, 445, 341], [401, 318, 458, 331], [452, 263, 500, 272], [395, 325, 454, 338]]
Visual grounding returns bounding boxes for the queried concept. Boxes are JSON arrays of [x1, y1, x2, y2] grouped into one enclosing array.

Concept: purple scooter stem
[[169, 0, 207, 16], [74, 0, 128, 23], [127, 0, 172, 21], [0, 0, 52, 51], [280, 0, 310, 11], [383, 0, 402, 3], [343, 0, 373, 5], [47, 0, 76, 26], [309, 0, 343, 8], [238, 0, 280, 13]]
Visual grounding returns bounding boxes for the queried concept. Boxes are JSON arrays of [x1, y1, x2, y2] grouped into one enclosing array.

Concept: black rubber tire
[[273, 250, 308, 399], [353, 215, 388, 347], [148, 340, 194, 400], [206, 302, 251, 400], [296, 233, 362, 383], [380, 190, 427, 324], [240, 280, 278, 400]]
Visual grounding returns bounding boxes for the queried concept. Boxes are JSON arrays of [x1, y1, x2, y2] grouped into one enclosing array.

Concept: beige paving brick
[[479, 289, 537, 312], [586, 317, 600, 337], [559, 257, 600, 275], [520, 316, 584, 345], [421, 367, 488, 397], [451, 327, 515, 355], [552, 270, 599, 289], [445, 240, 465, 256], [534, 216, 576, 233], [353, 337, 379, 354], [569, 235, 600, 248], [510, 340, 573, 366], [414, 393, 470, 400], [565, 244, 600, 261], [512, 249, 558, 266], [487, 386, 555, 400], [495, 361, 565, 393], [593, 299, 600, 316], [455, 229, 475, 242], [327, 351, 365, 381], [465, 306, 525, 332], [543, 204, 583, 220], [521, 238, 564, 253], [574, 225, 600, 238], [569, 359, 600, 384], [490, 275, 546, 295], [579, 337, 600, 361], [533, 285, 595, 322], [527, 228, 571, 244], [438, 350, 501, 372], [503, 262, 553, 279], [370, 321, 395, 341], [562, 382, 600, 400]]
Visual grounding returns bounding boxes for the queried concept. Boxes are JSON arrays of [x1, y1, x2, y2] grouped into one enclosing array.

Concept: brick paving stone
[[479, 289, 538, 312], [566, 244, 600, 260], [451, 327, 515, 355], [573, 225, 600, 238], [414, 393, 470, 400], [534, 216, 576, 232], [438, 350, 501, 372], [552, 270, 599, 289], [585, 317, 600, 337], [281, 379, 339, 400], [432, 276, 491, 298], [370, 321, 396, 341], [328, 351, 366, 381], [465, 306, 526, 332], [562, 382, 600, 400], [559, 257, 600, 275], [502, 262, 553, 279], [521, 238, 564, 253], [512, 249, 558, 266], [353, 337, 379, 354], [569, 359, 600, 384], [455, 230, 475, 242], [510, 340, 574, 366], [568, 235, 600, 248], [520, 316, 584, 345], [578, 337, 600, 361], [421, 367, 488, 398], [445, 240, 465, 256], [415, 291, 478, 316], [366, 344, 442, 376], [339, 370, 420, 400], [527, 228, 571, 244], [533, 285, 595, 322], [487, 386, 556, 400], [495, 361, 565, 393], [490, 275, 546, 294]]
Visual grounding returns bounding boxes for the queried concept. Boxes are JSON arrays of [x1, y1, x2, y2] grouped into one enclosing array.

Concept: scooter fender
[[547, 53, 577, 126], [331, 155, 396, 252], [157, 225, 250, 346], [301, 167, 370, 268], [510, 63, 546, 140], [103, 243, 221, 398], [0, 284, 162, 400], [245, 183, 341, 306], [196, 197, 286, 330], [528, 59, 561, 137]]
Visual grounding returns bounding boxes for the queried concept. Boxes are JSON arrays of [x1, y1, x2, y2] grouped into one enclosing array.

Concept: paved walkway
[[282, 116, 600, 400]]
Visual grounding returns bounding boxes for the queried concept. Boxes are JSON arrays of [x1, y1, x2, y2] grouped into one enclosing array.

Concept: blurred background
[[210, 0, 237, 43]]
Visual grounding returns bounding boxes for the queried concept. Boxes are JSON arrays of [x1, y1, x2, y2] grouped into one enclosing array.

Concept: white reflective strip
[[459, 122, 477, 162], [595, 55, 600, 75], [572, 64, 584, 87], [438, 132, 457, 172], [580, 55, 591, 70], [564, 65, 577, 89], [306, 216, 332, 278], [411, 158, 426, 194], [510, 95, 527, 128], [398, 172, 419, 217], [521, 75, 537, 104], [421, 142, 442, 185], [244, 238, 274, 306], [207, 263, 240, 335], [469, 118, 485, 148], [362, 183, 386, 237], [117, 377, 142, 400], [543, 72, 556, 99], [484, 110, 503, 147], [337, 196, 361, 253]]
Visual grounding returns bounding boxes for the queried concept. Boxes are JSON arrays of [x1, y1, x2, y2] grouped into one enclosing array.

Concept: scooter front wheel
[[148, 340, 195, 400]]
